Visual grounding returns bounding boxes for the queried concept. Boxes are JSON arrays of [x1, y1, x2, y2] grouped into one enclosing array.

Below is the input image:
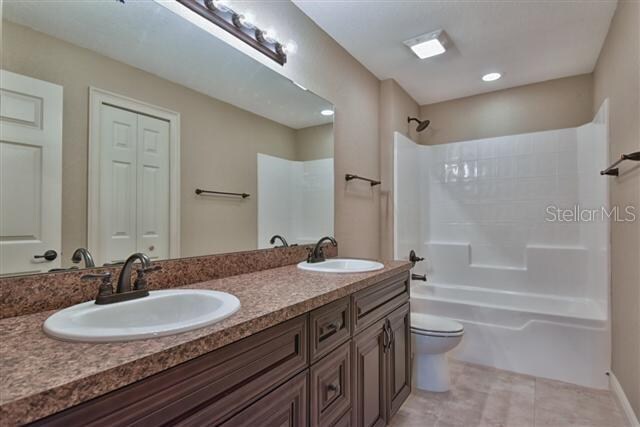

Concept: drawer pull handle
[[383, 322, 390, 351], [327, 383, 340, 393], [321, 322, 341, 339], [326, 322, 340, 331]]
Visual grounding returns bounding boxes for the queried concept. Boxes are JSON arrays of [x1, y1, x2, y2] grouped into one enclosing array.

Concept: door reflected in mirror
[[0, 0, 334, 277]]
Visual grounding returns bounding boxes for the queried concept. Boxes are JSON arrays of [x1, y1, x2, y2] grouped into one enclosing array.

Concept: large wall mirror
[[0, 1, 334, 277]]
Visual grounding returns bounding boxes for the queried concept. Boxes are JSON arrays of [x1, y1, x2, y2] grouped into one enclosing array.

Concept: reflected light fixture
[[404, 29, 449, 59], [176, 0, 293, 65], [321, 109, 334, 116], [482, 72, 502, 82]]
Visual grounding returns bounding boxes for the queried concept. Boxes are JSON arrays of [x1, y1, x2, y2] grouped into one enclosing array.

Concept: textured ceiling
[[3, 0, 333, 129], [293, 0, 617, 105]]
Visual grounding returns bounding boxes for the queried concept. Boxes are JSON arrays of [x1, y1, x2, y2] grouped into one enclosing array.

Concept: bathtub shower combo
[[395, 101, 610, 389]]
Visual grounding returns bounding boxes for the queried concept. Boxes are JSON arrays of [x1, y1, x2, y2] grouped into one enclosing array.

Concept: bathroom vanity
[[0, 256, 411, 426]]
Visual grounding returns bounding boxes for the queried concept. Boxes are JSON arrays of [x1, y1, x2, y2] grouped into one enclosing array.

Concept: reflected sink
[[297, 258, 384, 273], [43, 289, 241, 342]]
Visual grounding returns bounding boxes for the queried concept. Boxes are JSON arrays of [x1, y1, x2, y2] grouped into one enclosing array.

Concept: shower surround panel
[[394, 101, 610, 388]]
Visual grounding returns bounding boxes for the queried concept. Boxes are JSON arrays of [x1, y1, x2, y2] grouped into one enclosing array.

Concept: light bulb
[[238, 12, 256, 29], [209, 0, 231, 12], [282, 40, 297, 55], [262, 28, 278, 44]]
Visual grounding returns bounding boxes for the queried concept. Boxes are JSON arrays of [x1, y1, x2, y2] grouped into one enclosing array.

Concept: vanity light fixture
[[482, 72, 502, 82], [176, 0, 292, 65], [404, 29, 449, 59], [321, 109, 334, 116]]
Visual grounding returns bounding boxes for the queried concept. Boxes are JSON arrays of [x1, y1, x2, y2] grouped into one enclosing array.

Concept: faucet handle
[[141, 265, 162, 274], [81, 272, 113, 300], [134, 265, 162, 291]]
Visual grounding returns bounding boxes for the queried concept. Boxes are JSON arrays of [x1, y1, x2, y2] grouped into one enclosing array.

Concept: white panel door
[[98, 105, 170, 264], [99, 105, 138, 264], [136, 115, 169, 260], [0, 70, 62, 275]]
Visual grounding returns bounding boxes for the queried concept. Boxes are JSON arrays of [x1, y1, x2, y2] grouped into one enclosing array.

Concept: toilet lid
[[411, 313, 464, 334]]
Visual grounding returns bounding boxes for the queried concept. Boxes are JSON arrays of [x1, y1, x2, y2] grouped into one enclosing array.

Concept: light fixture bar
[[175, 0, 288, 65]]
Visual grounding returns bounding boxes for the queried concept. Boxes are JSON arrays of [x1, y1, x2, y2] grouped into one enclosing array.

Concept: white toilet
[[411, 313, 464, 392]]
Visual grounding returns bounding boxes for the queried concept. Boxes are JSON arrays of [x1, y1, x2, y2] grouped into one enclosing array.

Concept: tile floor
[[391, 360, 628, 427]]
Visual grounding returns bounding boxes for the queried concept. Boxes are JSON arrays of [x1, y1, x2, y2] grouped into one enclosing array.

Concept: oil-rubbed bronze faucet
[[307, 236, 337, 263], [71, 247, 95, 268], [269, 235, 289, 247], [81, 253, 161, 304]]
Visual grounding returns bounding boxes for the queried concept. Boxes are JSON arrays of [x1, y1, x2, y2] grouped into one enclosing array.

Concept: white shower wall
[[395, 101, 611, 387], [257, 154, 334, 248], [397, 103, 609, 303]]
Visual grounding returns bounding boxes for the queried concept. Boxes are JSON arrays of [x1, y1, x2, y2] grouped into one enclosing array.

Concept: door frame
[[88, 87, 180, 262]]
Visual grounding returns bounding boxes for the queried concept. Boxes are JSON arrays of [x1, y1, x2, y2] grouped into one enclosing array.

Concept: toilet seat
[[411, 313, 464, 337]]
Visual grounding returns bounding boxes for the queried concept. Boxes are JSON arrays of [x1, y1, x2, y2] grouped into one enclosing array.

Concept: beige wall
[[295, 123, 334, 161], [419, 74, 594, 145], [593, 0, 640, 418], [219, 1, 382, 259], [379, 79, 420, 260], [3, 21, 304, 261]]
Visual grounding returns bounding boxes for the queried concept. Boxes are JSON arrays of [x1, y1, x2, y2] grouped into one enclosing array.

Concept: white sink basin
[[297, 258, 384, 273], [43, 289, 240, 343]]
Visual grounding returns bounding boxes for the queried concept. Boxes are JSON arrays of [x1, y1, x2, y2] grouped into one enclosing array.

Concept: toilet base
[[414, 353, 452, 392]]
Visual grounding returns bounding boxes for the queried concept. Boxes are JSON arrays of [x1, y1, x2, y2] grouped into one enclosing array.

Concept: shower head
[[408, 117, 430, 132]]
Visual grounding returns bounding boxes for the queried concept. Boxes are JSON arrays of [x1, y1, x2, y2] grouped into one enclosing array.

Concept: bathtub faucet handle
[[412, 273, 427, 282], [409, 250, 425, 265]]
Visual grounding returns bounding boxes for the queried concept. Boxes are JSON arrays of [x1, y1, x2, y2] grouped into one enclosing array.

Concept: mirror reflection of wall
[[0, 1, 334, 276], [257, 123, 334, 249]]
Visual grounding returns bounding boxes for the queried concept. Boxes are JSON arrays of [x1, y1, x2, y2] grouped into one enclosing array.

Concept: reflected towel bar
[[345, 174, 381, 186], [600, 151, 640, 176], [195, 188, 250, 198]]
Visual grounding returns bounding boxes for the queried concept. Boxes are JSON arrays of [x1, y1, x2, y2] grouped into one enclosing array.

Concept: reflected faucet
[[269, 235, 289, 248], [308, 236, 337, 264], [71, 248, 96, 268]]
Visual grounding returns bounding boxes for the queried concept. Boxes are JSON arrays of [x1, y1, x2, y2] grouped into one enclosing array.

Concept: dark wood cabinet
[[386, 303, 411, 418], [310, 296, 351, 363], [28, 271, 411, 427], [310, 341, 352, 427], [352, 317, 388, 427], [218, 371, 308, 427], [31, 316, 308, 427], [351, 273, 411, 427]]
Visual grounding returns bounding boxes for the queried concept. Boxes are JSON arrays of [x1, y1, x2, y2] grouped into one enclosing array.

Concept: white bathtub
[[411, 282, 611, 389]]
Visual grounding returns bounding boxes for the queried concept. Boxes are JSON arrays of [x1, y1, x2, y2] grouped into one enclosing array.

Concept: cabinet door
[[218, 370, 308, 427], [386, 303, 411, 418], [352, 318, 387, 427], [310, 341, 351, 427]]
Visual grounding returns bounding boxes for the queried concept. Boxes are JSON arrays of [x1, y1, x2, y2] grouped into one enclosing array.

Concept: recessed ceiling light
[[321, 109, 334, 116], [482, 72, 502, 82], [404, 30, 449, 59]]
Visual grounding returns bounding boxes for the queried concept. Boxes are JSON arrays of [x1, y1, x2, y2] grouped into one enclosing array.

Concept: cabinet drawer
[[352, 272, 409, 333], [218, 370, 308, 427], [33, 316, 308, 427], [310, 342, 352, 427], [310, 296, 351, 362]]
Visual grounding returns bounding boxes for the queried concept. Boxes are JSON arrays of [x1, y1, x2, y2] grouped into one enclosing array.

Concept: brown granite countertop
[[0, 261, 411, 426]]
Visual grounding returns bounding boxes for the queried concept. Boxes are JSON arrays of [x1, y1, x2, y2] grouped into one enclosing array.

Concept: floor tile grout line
[[533, 377, 537, 427]]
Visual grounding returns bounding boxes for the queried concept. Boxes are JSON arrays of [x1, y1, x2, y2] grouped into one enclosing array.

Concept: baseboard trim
[[609, 372, 640, 427]]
